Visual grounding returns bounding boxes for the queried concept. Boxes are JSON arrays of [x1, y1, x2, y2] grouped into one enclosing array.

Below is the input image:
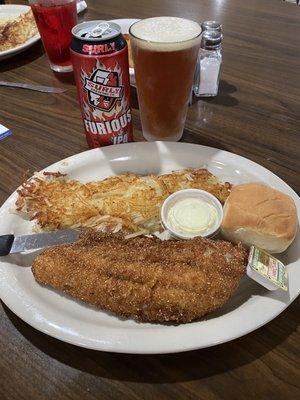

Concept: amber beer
[[130, 17, 201, 141]]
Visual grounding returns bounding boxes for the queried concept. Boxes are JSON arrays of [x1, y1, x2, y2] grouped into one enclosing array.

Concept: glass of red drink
[[29, 0, 78, 72]]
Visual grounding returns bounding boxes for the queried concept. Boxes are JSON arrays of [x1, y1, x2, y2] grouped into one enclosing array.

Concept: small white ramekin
[[160, 189, 223, 240]]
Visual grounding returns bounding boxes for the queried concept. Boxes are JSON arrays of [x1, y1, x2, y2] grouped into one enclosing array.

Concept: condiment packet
[[247, 246, 288, 291], [0, 124, 12, 141]]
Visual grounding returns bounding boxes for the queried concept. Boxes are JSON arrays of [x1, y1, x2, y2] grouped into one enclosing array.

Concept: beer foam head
[[130, 17, 201, 51]]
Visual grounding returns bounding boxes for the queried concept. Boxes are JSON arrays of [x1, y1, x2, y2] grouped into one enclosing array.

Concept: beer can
[[70, 21, 133, 147]]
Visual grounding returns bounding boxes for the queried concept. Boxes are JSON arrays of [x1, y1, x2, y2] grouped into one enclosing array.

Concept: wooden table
[[0, 1, 299, 399]]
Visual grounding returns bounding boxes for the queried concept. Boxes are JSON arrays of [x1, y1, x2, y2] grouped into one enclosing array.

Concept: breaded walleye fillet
[[16, 168, 231, 235], [32, 231, 247, 323]]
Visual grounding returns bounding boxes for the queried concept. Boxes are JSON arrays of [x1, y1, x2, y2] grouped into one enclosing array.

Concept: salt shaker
[[194, 30, 223, 97]]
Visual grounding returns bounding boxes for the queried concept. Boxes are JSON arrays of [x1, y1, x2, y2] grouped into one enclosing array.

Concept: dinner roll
[[221, 183, 298, 253]]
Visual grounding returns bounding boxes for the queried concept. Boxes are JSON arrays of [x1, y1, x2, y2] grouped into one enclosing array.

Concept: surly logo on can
[[79, 60, 132, 146], [84, 68, 123, 112]]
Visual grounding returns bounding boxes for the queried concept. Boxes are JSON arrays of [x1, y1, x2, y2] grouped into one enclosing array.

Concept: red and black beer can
[[70, 21, 133, 147]]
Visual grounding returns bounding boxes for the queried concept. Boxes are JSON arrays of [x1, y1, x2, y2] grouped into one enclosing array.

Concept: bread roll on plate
[[221, 183, 298, 253]]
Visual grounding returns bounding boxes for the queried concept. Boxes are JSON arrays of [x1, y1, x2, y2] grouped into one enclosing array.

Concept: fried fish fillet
[[32, 231, 247, 323], [0, 10, 38, 52], [16, 168, 231, 235]]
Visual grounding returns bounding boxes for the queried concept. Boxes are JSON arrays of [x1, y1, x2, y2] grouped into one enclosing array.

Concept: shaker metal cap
[[201, 20, 222, 32], [201, 30, 223, 49]]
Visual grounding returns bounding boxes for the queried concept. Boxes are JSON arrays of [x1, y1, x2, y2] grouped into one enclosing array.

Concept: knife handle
[[0, 234, 14, 256]]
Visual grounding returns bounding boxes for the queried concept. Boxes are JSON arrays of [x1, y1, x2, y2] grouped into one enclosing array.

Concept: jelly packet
[[247, 245, 288, 291]]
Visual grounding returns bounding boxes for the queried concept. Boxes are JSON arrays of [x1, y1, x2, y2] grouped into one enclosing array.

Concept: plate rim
[[0, 142, 299, 354], [0, 4, 40, 59]]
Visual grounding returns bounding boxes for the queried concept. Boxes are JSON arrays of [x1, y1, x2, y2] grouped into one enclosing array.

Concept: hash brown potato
[[16, 168, 232, 235], [0, 10, 38, 52]]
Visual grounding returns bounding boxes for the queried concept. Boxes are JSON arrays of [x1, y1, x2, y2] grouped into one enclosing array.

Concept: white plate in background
[[110, 18, 140, 85], [0, 142, 299, 354], [0, 5, 40, 61]]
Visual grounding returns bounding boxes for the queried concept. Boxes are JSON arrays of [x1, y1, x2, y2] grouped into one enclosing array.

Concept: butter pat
[[247, 246, 288, 291]]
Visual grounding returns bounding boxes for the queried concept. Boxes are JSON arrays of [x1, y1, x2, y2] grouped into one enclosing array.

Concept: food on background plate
[[221, 183, 298, 253], [15, 168, 231, 236], [123, 33, 133, 68], [32, 230, 247, 323], [0, 10, 38, 52]]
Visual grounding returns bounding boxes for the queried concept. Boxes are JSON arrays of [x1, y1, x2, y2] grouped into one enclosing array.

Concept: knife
[[0, 81, 67, 94], [0, 229, 80, 256]]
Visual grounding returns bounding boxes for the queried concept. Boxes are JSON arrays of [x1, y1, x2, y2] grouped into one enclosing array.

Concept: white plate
[[0, 5, 40, 61], [110, 18, 140, 85], [0, 142, 299, 354]]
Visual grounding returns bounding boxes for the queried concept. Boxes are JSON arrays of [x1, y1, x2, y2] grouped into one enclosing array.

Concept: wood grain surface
[[0, 0, 299, 399]]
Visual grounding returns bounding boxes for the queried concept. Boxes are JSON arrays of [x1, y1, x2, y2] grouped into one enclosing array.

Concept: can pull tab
[[86, 22, 111, 38]]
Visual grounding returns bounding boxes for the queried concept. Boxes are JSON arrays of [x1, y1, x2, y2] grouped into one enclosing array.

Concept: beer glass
[[130, 17, 201, 141]]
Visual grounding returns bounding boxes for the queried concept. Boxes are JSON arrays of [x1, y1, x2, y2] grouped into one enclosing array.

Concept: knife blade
[[0, 229, 80, 256], [0, 81, 67, 94]]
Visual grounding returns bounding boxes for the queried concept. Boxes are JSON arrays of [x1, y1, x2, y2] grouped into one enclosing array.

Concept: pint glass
[[30, 0, 77, 72], [130, 17, 201, 141]]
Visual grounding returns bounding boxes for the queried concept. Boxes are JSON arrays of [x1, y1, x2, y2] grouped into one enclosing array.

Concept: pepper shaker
[[193, 30, 223, 97]]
